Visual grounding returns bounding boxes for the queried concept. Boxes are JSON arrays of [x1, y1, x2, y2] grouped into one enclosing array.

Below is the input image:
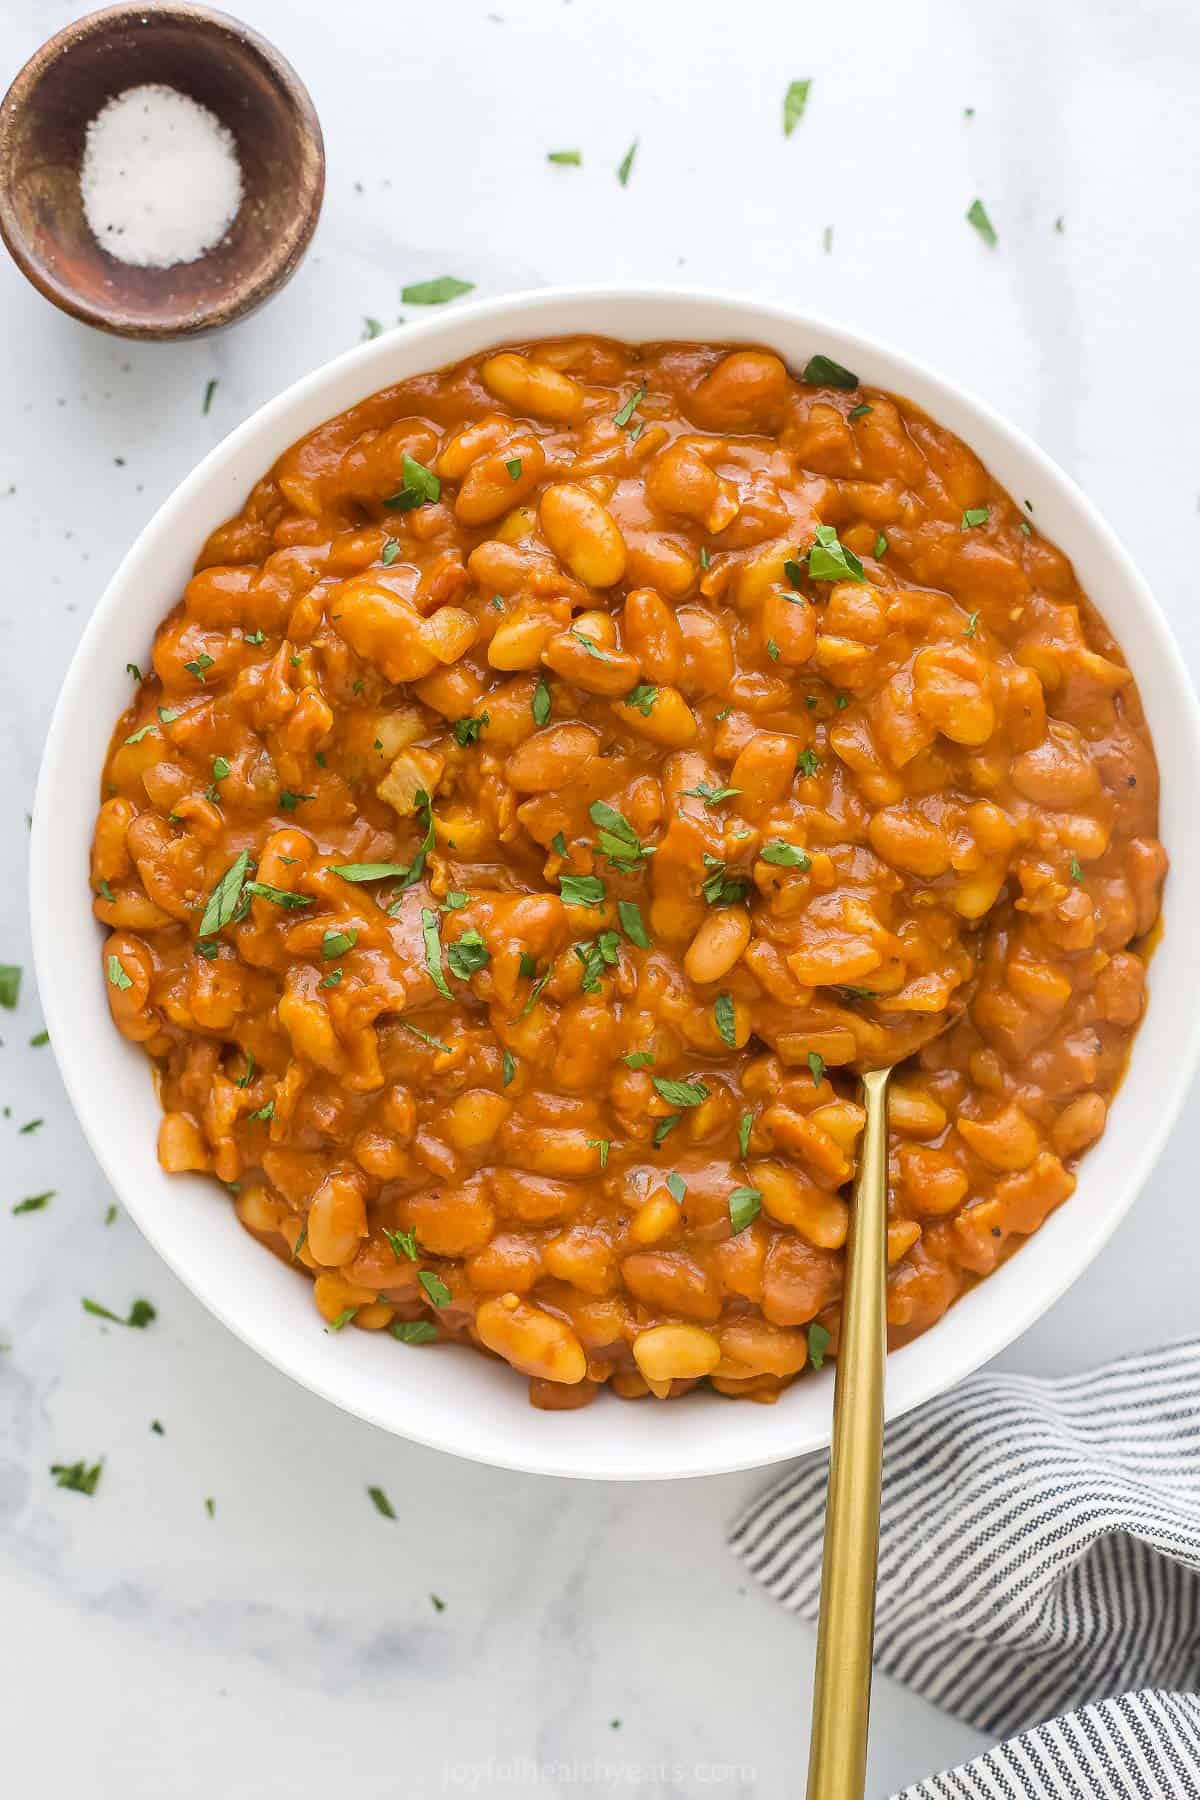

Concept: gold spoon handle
[[806, 1064, 892, 1800]]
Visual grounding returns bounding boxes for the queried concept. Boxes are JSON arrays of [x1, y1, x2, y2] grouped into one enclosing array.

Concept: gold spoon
[[805, 1062, 892, 1800], [805, 997, 963, 1800]]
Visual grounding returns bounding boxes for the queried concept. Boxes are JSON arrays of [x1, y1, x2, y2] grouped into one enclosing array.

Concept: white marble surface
[[3, 1, 1199, 1793]]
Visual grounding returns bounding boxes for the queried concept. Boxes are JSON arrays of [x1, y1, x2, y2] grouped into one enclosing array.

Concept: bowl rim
[[0, 0, 325, 340], [30, 283, 1200, 1479]]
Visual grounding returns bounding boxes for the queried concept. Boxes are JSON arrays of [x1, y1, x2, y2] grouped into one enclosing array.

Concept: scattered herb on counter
[[966, 198, 997, 247], [368, 1485, 396, 1519], [548, 149, 582, 165], [616, 139, 638, 186], [400, 276, 474, 305], [13, 1191, 53, 1214], [82, 1297, 156, 1328], [783, 78, 811, 136], [51, 1459, 103, 1495], [0, 965, 22, 1008], [202, 378, 217, 414]]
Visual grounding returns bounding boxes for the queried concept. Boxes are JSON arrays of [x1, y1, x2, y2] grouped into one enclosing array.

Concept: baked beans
[[93, 336, 1164, 1407]]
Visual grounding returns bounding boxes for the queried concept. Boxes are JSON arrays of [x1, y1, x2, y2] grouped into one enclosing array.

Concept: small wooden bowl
[[0, 2, 325, 339]]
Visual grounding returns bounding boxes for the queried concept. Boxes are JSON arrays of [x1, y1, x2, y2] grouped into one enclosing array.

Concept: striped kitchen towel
[[729, 1338, 1200, 1799]]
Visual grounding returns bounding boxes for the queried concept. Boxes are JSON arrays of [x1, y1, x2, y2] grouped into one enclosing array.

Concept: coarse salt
[[80, 83, 243, 269]]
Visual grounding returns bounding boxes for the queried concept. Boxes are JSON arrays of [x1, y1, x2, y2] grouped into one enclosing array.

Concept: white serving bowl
[[31, 288, 1200, 1480]]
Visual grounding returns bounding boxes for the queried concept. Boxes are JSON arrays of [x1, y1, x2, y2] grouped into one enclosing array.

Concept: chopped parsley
[[0, 964, 20, 1008], [714, 993, 737, 1047], [575, 933, 621, 993], [420, 908, 453, 998], [795, 748, 822, 779], [806, 522, 866, 583], [401, 1022, 452, 1054], [400, 276, 475, 305], [82, 1297, 156, 1329], [571, 629, 614, 662], [616, 139, 638, 186], [559, 873, 606, 908], [590, 800, 654, 869], [322, 927, 358, 960], [964, 612, 980, 638], [418, 1270, 451, 1307], [1069, 855, 1083, 883], [384, 452, 441, 511], [625, 683, 659, 716], [808, 1322, 832, 1369], [874, 533, 888, 558], [848, 403, 873, 421], [783, 78, 811, 136], [653, 1076, 709, 1108], [502, 1049, 516, 1087], [381, 538, 402, 565], [532, 675, 552, 727], [700, 858, 749, 908], [807, 1050, 826, 1087], [13, 1191, 54, 1215], [761, 840, 811, 869], [279, 791, 314, 812], [385, 1227, 420, 1263], [623, 1050, 655, 1069], [618, 899, 650, 949], [199, 849, 252, 937], [203, 378, 218, 413], [446, 928, 490, 980], [966, 198, 998, 248], [587, 1137, 612, 1169], [802, 354, 858, 390], [961, 506, 989, 529], [329, 1307, 357, 1331], [738, 1110, 754, 1158], [106, 953, 133, 991], [126, 662, 143, 681], [243, 881, 312, 911], [665, 1172, 687, 1203], [728, 1186, 762, 1234], [505, 458, 523, 480], [185, 653, 215, 681], [392, 1319, 438, 1344], [653, 1114, 681, 1146], [453, 711, 489, 747], [332, 860, 410, 882], [51, 1459, 103, 1495], [548, 149, 582, 165], [367, 1485, 396, 1520], [682, 782, 741, 807], [613, 380, 648, 429]]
